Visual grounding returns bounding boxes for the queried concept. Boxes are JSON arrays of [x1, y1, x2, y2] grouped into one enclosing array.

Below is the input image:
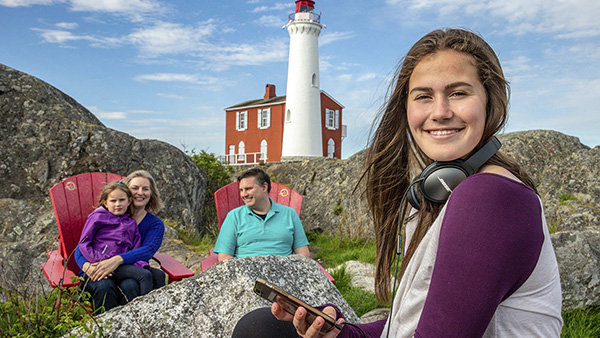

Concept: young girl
[[78, 180, 154, 309], [236, 28, 563, 338]]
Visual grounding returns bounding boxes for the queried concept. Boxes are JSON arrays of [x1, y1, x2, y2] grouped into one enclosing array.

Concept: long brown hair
[[363, 28, 537, 303]]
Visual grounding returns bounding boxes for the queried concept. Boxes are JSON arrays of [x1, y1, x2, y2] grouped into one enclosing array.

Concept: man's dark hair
[[237, 168, 271, 193]]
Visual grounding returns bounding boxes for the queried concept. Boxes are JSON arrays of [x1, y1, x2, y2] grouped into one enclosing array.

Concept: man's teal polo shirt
[[214, 198, 310, 258]]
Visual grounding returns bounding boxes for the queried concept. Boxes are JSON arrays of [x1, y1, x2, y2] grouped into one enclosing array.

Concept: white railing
[[218, 152, 267, 166]]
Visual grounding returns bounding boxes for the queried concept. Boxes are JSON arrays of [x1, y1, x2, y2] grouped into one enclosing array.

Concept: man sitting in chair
[[214, 168, 310, 261]]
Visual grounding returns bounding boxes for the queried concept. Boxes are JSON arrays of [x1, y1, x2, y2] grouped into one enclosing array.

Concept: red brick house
[[223, 84, 344, 164]]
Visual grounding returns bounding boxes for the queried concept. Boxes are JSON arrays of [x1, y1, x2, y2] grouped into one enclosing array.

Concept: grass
[[329, 265, 388, 317], [561, 307, 600, 338], [307, 231, 377, 267]]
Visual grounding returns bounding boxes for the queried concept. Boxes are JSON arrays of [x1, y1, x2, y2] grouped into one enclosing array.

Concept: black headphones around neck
[[407, 137, 502, 210]]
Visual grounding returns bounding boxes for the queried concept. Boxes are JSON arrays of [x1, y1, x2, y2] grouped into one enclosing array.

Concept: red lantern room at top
[[295, 0, 315, 12]]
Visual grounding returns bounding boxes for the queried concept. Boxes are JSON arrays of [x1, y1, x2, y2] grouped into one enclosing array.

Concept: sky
[[1, 0, 599, 159]]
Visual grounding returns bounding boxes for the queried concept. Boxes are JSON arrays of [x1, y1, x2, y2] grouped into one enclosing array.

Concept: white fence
[[218, 152, 267, 166]]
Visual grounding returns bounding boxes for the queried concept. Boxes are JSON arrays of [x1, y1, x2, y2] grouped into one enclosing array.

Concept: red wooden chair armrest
[[201, 248, 219, 271], [152, 252, 194, 283], [41, 250, 79, 288]]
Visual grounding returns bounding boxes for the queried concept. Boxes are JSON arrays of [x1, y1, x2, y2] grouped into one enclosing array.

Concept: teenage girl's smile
[[407, 49, 487, 162]]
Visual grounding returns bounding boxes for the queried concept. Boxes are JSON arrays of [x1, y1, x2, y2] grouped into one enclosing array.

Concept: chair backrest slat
[[214, 181, 303, 230], [49, 172, 125, 274]]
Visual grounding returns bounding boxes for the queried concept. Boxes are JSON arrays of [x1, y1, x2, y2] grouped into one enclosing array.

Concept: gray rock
[[0, 63, 207, 289], [66, 255, 359, 338], [336, 260, 377, 293], [0, 63, 206, 234], [552, 228, 600, 310], [360, 308, 390, 324]]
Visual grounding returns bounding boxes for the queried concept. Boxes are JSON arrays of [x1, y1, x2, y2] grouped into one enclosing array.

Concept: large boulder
[[0, 63, 208, 286], [0, 63, 206, 233], [67, 255, 359, 338]]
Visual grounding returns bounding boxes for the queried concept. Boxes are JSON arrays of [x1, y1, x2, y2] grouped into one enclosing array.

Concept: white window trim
[[260, 139, 268, 160], [327, 138, 335, 158], [257, 108, 271, 129], [326, 109, 336, 130], [236, 111, 248, 131]]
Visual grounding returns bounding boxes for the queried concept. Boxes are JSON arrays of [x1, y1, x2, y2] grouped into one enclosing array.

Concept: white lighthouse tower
[[281, 0, 323, 160]]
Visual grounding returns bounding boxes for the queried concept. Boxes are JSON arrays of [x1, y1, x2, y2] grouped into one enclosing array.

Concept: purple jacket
[[79, 207, 149, 269]]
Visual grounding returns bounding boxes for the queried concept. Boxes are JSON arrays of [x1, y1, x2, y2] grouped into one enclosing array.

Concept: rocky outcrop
[[0, 63, 206, 233], [0, 64, 208, 287], [67, 255, 358, 338]]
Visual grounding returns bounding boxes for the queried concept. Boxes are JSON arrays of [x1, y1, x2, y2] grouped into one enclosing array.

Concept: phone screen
[[253, 278, 339, 333]]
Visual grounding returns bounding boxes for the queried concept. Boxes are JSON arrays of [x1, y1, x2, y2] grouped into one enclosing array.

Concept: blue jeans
[[81, 277, 140, 313], [112, 265, 153, 296], [81, 267, 166, 313]]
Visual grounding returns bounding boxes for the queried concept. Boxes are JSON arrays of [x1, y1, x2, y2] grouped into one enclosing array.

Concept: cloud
[[127, 21, 216, 56], [0, 0, 60, 7], [392, 0, 600, 38], [32, 27, 121, 48], [251, 2, 294, 13], [1, 0, 164, 21], [32, 17, 287, 70], [31, 28, 93, 44], [68, 0, 159, 12], [67, 0, 163, 21], [156, 93, 186, 100], [55, 21, 78, 29], [320, 31, 355, 46], [135, 73, 200, 83], [88, 106, 128, 120], [255, 14, 287, 28], [134, 73, 222, 86]]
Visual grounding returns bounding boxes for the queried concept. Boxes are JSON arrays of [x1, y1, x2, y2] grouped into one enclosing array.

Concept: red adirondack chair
[[41, 172, 194, 289], [201, 181, 334, 283]]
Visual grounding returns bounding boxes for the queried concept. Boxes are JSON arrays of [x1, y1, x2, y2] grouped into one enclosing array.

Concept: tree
[[187, 149, 234, 236]]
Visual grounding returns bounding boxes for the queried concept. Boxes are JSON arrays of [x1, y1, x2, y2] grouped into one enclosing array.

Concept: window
[[325, 109, 339, 130], [286, 109, 291, 123], [257, 108, 271, 129], [312, 73, 317, 87], [236, 111, 248, 131], [260, 140, 268, 160], [327, 138, 335, 158], [228, 145, 235, 163], [238, 141, 245, 161]]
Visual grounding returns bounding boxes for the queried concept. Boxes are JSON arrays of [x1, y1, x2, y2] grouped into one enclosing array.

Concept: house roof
[[320, 90, 345, 109], [224, 95, 286, 111], [224, 90, 344, 111]]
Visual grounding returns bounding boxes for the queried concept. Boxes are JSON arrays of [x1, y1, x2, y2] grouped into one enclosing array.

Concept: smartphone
[[253, 278, 342, 333]]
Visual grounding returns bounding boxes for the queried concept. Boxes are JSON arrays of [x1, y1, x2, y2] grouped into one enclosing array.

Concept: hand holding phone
[[253, 278, 343, 333]]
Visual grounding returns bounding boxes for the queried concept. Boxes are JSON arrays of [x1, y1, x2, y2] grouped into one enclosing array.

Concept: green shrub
[[187, 149, 234, 238], [0, 279, 103, 338]]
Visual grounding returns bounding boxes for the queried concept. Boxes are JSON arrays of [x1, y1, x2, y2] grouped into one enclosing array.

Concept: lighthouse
[[281, 0, 323, 160]]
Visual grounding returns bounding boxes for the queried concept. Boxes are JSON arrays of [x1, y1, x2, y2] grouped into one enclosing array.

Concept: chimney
[[264, 84, 276, 99]]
